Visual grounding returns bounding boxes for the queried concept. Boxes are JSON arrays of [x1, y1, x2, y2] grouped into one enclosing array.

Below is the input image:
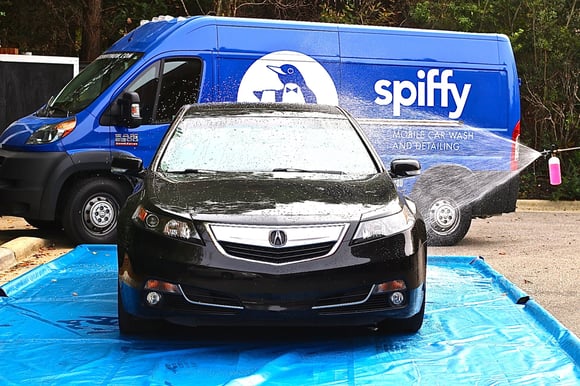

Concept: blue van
[[0, 16, 520, 245]]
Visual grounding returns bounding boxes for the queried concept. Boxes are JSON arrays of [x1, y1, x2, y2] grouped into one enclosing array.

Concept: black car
[[114, 103, 427, 335]]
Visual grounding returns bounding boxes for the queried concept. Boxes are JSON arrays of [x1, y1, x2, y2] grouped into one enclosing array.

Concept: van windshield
[[39, 52, 142, 117]]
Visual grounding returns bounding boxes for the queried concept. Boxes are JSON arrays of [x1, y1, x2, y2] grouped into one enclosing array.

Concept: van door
[[110, 58, 202, 166]]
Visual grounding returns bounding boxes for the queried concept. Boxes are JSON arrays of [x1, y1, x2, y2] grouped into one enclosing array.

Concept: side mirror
[[117, 91, 142, 128], [390, 159, 421, 178], [111, 155, 145, 178]]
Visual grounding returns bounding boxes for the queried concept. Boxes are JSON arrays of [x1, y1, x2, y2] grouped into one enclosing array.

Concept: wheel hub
[[430, 199, 459, 233], [85, 196, 115, 230]]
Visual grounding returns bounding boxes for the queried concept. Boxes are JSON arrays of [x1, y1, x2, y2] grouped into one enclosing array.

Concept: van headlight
[[26, 117, 76, 144], [352, 205, 414, 244], [132, 205, 201, 242]]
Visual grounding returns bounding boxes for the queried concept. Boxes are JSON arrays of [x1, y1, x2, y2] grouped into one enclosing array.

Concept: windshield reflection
[[38, 52, 142, 117], [157, 113, 379, 175]]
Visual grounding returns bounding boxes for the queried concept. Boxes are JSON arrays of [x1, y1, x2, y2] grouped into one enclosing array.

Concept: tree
[[82, 0, 103, 62]]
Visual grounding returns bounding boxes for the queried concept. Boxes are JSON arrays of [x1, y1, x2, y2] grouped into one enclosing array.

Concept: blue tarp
[[0, 245, 578, 385]]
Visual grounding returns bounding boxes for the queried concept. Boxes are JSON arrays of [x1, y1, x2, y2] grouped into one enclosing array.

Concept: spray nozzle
[[541, 144, 580, 157], [541, 144, 559, 158]]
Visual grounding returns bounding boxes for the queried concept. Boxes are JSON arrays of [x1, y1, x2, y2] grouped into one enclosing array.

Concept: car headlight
[[132, 205, 201, 242], [26, 117, 76, 144], [353, 205, 414, 244]]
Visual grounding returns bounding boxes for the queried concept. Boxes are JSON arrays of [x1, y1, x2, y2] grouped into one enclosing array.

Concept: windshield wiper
[[165, 169, 217, 174], [49, 104, 70, 117], [272, 168, 344, 175]]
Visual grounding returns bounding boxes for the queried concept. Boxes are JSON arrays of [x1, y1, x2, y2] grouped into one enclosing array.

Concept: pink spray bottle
[[548, 154, 561, 186]]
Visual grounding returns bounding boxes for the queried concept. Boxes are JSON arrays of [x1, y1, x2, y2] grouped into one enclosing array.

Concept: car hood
[[145, 172, 402, 224]]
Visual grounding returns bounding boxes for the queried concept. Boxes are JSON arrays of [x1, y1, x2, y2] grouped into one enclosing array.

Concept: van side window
[[155, 59, 202, 123], [116, 58, 201, 126], [127, 63, 160, 124]]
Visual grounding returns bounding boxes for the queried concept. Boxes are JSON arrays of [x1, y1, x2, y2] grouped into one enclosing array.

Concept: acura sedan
[[114, 103, 427, 335]]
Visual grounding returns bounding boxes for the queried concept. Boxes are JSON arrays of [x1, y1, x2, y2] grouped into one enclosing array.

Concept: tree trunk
[[81, 0, 102, 62]]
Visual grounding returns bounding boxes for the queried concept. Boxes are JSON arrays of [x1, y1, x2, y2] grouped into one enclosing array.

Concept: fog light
[[390, 291, 405, 306], [146, 291, 162, 305], [145, 213, 160, 228]]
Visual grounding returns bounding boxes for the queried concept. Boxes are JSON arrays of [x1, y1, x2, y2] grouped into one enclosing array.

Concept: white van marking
[[238, 51, 338, 105], [374, 69, 472, 119]]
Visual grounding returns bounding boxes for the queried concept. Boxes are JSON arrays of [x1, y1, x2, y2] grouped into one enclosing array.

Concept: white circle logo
[[237, 51, 338, 105]]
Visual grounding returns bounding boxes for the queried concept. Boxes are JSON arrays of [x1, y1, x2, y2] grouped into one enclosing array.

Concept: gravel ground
[[431, 210, 580, 337], [1, 205, 579, 337]]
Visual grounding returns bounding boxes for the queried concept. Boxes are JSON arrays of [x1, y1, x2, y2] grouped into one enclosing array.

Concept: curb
[[0, 237, 51, 271], [516, 199, 580, 212]]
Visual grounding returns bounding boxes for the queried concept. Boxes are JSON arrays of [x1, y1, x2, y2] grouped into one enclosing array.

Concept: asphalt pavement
[[1, 200, 579, 337]]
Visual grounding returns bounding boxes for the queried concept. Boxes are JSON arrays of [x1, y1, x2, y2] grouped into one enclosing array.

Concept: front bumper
[[118, 225, 427, 328], [0, 149, 70, 219]]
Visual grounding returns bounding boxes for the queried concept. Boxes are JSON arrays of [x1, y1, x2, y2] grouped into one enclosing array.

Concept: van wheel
[[412, 167, 474, 246], [63, 177, 129, 244], [423, 195, 472, 246]]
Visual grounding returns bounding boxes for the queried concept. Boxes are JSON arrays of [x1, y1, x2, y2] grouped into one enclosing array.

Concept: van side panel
[[339, 26, 501, 64], [338, 60, 509, 129], [338, 30, 509, 129], [216, 24, 339, 56], [215, 24, 340, 104]]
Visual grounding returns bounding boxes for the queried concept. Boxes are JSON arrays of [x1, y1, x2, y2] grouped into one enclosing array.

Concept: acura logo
[[268, 230, 287, 247]]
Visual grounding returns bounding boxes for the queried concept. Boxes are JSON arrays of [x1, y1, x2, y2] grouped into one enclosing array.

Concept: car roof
[[182, 103, 345, 117]]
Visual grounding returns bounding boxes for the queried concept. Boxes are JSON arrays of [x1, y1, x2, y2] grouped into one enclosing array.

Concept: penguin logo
[[237, 51, 338, 105]]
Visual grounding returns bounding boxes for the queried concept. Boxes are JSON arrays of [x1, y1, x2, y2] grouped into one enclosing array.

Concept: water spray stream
[[358, 115, 543, 246]]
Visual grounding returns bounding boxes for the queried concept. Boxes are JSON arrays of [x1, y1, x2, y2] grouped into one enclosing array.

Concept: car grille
[[316, 294, 400, 315], [313, 287, 370, 308], [219, 240, 336, 264], [179, 285, 243, 310], [163, 296, 240, 315], [208, 223, 348, 265]]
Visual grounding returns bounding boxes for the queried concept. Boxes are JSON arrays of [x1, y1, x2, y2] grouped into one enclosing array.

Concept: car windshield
[[157, 111, 379, 175], [39, 52, 142, 117]]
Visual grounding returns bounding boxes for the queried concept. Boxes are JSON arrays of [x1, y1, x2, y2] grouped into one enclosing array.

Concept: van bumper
[[472, 172, 519, 217], [0, 149, 70, 220]]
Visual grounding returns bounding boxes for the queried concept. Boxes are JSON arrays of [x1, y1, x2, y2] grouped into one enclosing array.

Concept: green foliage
[[319, 0, 397, 25]]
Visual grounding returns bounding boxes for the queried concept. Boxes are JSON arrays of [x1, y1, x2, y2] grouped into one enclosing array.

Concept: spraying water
[[357, 112, 542, 246]]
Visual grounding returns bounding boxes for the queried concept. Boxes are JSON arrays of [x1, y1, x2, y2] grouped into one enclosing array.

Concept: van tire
[[411, 166, 474, 246], [62, 177, 129, 244]]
